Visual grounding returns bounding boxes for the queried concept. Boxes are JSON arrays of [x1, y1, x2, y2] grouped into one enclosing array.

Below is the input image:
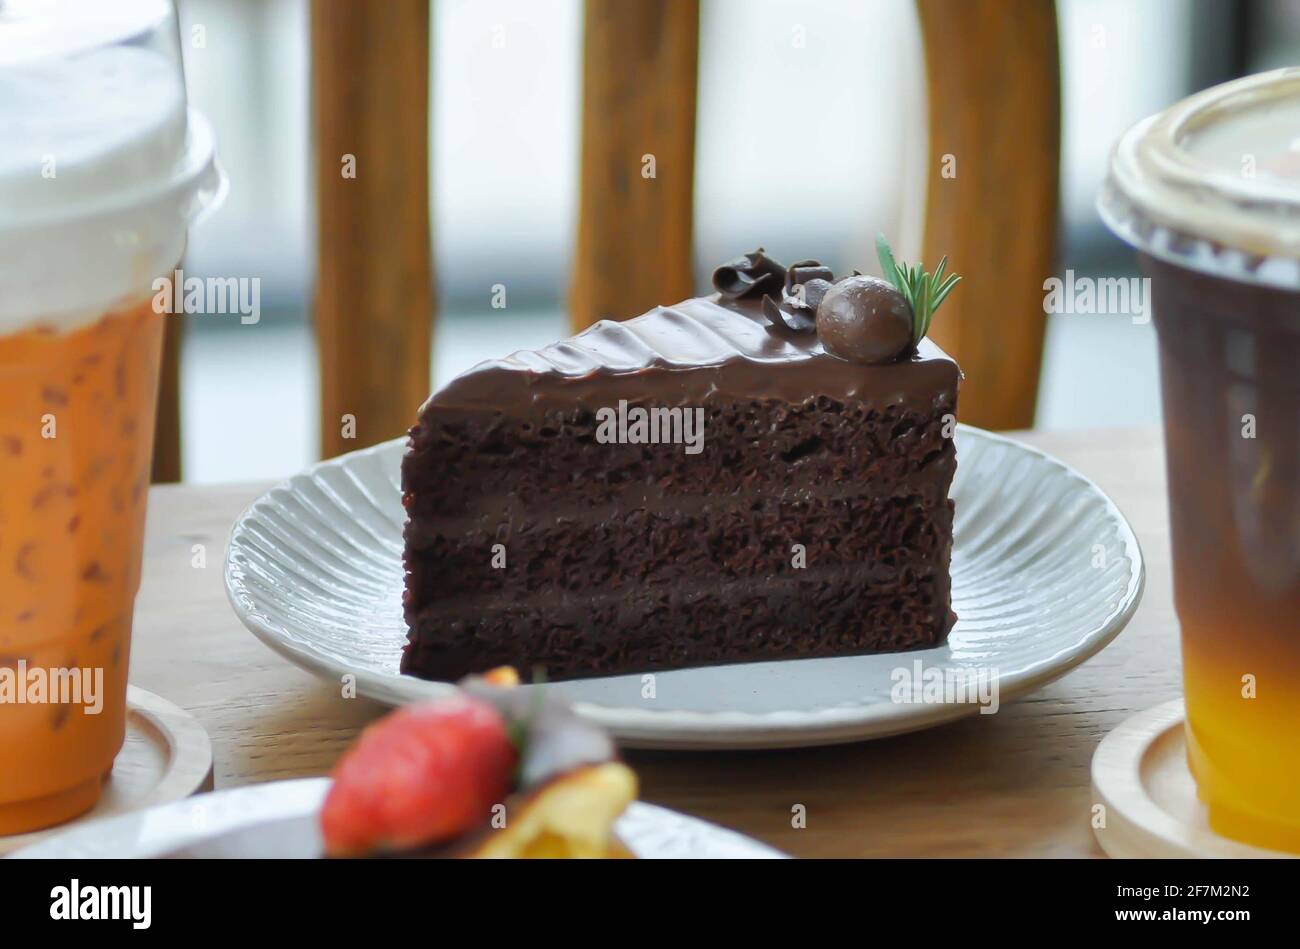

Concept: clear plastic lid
[[1099, 67, 1300, 289], [0, 0, 223, 329]]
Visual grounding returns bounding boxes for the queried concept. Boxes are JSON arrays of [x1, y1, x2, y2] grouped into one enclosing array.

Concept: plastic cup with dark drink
[[1101, 68, 1300, 853]]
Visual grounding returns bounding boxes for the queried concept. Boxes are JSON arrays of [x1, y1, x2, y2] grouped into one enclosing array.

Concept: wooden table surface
[[131, 426, 1174, 858]]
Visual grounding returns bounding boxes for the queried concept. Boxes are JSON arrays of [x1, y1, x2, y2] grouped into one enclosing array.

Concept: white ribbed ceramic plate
[[10, 778, 786, 859], [225, 425, 1143, 750]]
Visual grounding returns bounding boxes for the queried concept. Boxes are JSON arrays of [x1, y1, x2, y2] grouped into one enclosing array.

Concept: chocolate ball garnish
[[816, 276, 914, 364]]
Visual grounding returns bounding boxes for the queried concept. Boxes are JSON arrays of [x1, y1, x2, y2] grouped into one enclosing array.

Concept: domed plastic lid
[[1099, 67, 1300, 289], [0, 0, 222, 329]]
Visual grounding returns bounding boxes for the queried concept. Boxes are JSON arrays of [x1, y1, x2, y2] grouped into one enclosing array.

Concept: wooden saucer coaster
[[0, 685, 213, 855], [1091, 698, 1295, 859]]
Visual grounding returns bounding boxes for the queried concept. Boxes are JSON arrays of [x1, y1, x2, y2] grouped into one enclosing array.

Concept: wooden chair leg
[[312, 0, 434, 459], [570, 0, 699, 333], [150, 312, 183, 484], [916, 0, 1060, 431]]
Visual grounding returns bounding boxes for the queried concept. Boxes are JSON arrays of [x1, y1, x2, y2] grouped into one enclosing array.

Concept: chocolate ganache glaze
[[427, 251, 958, 418]]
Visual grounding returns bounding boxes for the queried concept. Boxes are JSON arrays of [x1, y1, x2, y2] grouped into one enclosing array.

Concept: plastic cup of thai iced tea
[[0, 0, 222, 834]]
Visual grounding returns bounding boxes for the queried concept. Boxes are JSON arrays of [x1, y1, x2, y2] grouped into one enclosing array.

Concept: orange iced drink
[[1148, 252, 1300, 852], [1102, 69, 1300, 852], [0, 1, 221, 834], [0, 298, 165, 834]]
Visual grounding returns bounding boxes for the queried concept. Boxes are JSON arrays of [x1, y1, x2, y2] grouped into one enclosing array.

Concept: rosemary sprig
[[875, 233, 961, 346]]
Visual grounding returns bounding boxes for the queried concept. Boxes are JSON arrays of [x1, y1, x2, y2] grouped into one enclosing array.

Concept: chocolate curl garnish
[[712, 248, 786, 300], [763, 295, 816, 332], [785, 260, 833, 295], [763, 259, 834, 333]]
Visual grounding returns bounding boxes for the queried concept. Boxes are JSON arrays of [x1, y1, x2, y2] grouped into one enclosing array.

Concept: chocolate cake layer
[[400, 291, 960, 682], [405, 569, 950, 680], [406, 395, 953, 520], [406, 493, 950, 599]]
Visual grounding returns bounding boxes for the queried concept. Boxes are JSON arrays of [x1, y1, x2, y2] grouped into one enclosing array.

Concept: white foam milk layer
[[0, 26, 220, 332]]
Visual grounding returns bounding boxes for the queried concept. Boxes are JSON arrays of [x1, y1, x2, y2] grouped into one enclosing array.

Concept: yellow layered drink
[[1102, 69, 1300, 851]]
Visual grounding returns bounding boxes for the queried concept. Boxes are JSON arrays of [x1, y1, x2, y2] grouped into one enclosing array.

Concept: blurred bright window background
[[174, 0, 1300, 483]]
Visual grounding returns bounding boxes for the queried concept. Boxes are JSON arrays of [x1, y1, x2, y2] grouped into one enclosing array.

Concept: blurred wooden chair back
[[151, 0, 1057, 480]]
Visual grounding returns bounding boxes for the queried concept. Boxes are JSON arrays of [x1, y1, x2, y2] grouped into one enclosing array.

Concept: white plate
[[9, 778, 786, 859], [225, 425, 1144, 750]]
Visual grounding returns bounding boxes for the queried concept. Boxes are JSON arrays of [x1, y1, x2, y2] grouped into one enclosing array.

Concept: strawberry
[[321, 694, 517, 856]]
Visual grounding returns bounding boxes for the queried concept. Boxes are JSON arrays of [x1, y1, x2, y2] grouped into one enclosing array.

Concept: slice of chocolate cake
[[401, 240, 961, 681]]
